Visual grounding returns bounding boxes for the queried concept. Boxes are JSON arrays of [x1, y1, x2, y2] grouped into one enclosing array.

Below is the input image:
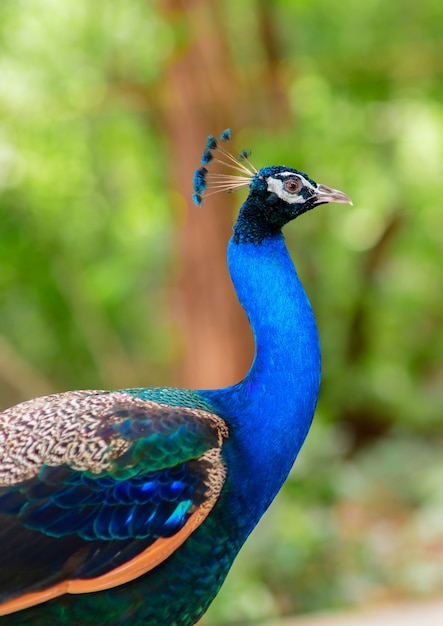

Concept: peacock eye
[[283, 177, 302, 194]]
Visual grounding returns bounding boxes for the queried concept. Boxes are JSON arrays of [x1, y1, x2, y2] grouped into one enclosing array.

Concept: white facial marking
[[266, 174, 316, 204]]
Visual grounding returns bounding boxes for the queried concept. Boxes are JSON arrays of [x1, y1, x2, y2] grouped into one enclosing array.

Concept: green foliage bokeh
[[0, 0, 442, 623]]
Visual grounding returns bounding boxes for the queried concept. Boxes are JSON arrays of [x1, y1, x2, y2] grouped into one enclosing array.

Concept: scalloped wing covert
[[0, 390, 228, 616]]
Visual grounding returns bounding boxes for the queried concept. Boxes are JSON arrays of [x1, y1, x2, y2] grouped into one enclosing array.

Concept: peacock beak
[[314, 184, 353, 206]]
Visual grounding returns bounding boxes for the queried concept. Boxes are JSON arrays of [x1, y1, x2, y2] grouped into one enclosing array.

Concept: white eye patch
[[266, 173, 316, 204]]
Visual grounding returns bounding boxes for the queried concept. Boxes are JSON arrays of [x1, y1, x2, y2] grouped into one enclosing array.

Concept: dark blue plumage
[[0, 130, 351, 625], [192, 167, 207, 205]]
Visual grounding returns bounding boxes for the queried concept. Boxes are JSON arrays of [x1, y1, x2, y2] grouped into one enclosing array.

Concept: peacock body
[[0, 131, 351, 625]]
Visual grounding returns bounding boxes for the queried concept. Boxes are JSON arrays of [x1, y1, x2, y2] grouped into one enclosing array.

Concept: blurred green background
[[0, 0, 442, 623]]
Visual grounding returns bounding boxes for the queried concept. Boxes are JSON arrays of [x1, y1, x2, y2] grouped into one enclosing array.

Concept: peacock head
[[193, 130, 352, 243]]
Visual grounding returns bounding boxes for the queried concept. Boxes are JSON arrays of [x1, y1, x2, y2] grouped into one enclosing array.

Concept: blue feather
[[193, 167, 207, 193], [0, 490, 26, 514], [201, 149, 213, 165], [238, 148, 251, 160], [205, 134, 217, 150], [220, 128, 231, 142], [162, 500, 192, 534]]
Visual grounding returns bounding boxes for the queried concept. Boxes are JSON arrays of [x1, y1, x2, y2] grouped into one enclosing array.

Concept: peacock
[[0, 130, 351, 626]]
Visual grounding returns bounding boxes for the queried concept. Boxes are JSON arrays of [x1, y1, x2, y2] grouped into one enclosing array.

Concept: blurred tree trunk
[[159, 0, 252, 389], [159, 0, 290, 389]]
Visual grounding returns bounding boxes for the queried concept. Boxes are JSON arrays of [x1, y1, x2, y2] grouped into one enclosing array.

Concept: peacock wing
[[0, 389, 228, 616]]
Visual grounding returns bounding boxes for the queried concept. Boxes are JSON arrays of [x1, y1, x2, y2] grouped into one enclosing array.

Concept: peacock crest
[[193, 129, 257, 206]]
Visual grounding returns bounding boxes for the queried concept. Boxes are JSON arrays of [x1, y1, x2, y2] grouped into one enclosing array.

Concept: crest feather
[[192, 130, 256, 206]]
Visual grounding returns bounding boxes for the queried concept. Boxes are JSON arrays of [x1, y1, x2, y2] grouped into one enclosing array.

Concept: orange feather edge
[[0, 505, 211, 616]]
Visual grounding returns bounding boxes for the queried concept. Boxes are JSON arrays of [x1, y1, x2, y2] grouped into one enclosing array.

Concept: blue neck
[[202, 233, 321, 529]]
